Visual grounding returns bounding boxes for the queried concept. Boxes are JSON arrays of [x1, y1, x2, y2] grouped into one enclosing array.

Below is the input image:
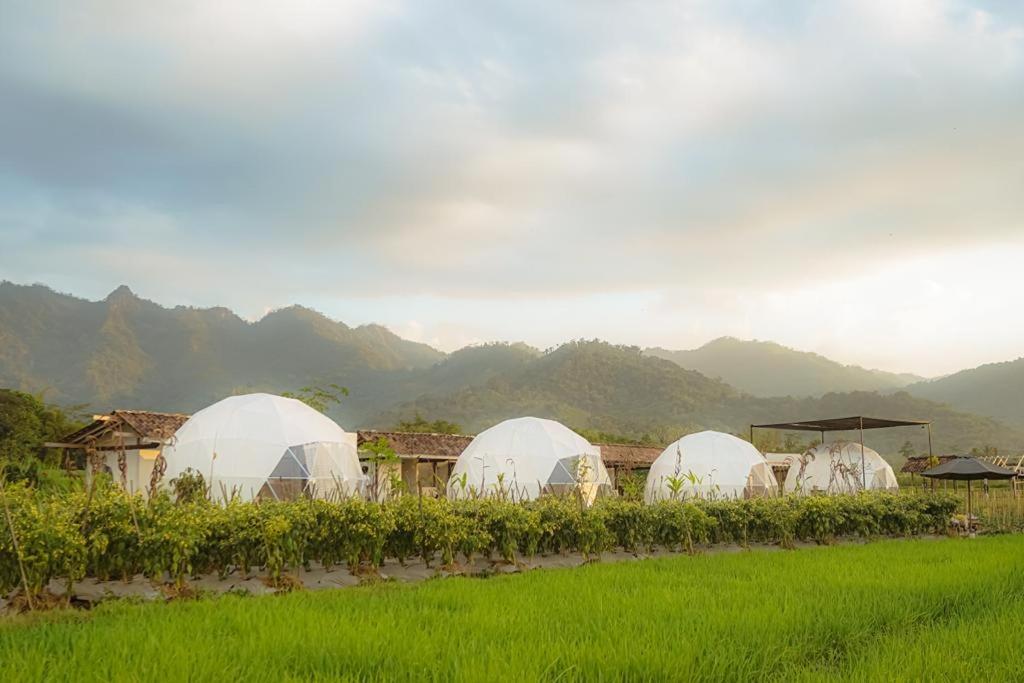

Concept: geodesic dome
[[162, 393, 366, 501], [783, 441, 899, 494], [447, 417, 612, 503], [644, 430, 778, 502]]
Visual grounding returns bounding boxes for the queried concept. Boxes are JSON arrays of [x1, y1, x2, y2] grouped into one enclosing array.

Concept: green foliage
[[615, 471, 646, 502], [899, 440, 916, 461], [908, 356, 1024, 430], [393, 413, 463, 435], [169, 468, 206, 504], [0, 389, 84, 482], [380, 341, 1024, 457], [3, 282, 1023, 454], [0, 486, 960, 601], [280, 383, 348, 414], [361, 437, 401, 502]]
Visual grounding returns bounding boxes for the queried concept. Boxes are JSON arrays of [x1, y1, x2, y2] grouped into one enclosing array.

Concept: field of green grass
[[2, 536, 1022, 682]]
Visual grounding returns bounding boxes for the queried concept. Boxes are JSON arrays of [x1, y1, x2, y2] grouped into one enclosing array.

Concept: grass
[[2, 536, 1023, 682]]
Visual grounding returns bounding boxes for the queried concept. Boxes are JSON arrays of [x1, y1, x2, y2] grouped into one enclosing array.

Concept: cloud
[[1, 0, 1023, 374]]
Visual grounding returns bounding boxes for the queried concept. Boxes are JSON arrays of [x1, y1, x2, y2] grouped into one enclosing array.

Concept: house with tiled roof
[[51, 410, 191, 494]]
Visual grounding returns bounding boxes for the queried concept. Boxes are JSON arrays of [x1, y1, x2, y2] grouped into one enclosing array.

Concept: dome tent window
[[447, 417, 613, 504], [644, 430, 778, 502], [161, 393, 367, 501]]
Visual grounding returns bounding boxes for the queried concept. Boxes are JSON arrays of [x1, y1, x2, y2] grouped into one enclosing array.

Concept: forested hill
[[906, 357, 1024, 430], [2, 282, 1022, 459], [374, 341, 1024, 459], [647, 337, 923, 398], [0, 282, 443, 418]]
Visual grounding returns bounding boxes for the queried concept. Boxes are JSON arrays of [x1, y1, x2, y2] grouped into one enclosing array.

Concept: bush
[[0, 488, 960, 600]]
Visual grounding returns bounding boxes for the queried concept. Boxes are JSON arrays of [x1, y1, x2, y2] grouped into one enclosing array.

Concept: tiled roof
[[595, 443, 662, 467], [61, 410, 190, 444], [113, 410, 190, 440], [356, 430, 473, 458]]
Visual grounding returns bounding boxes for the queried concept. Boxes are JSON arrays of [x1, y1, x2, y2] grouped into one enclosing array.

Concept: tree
[[394, 413, 463, 435], [970, 444, 998, 458], [898, 440, 916, 461], [361, 436, 401, 502], [281, 383, 348, 414], [0, 389, 85, 484], [782, 433, 806, 453]]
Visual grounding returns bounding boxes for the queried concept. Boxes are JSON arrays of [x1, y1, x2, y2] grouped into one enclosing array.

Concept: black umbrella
[[922, 456, 1017, 520]]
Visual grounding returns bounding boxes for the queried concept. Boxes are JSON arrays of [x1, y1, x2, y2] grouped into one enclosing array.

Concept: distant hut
[[52, 410, 190, 495], [356, 430, 474, 499]]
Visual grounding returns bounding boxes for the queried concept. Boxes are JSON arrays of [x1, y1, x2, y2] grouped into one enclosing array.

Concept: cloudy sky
[[1, 1, 1023, 376]]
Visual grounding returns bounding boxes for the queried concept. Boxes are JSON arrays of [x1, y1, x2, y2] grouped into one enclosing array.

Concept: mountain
[[374, 341, 1023, 458], [907, 357, 1024, 430], [2, 282, 1021, 460], [0, 282, 444, 422], [647, 337, 923, 398]]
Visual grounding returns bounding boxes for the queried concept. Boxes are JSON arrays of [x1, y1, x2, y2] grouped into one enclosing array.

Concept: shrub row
[[0, 484, 958, 598]]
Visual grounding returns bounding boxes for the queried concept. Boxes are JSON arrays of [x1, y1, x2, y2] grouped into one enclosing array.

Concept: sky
[[1, 1, 1023, 377]]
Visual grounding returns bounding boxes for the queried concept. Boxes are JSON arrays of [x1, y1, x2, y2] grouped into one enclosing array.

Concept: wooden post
[[967, 479, 973, 527], [926, 423, 933, 460], [859, 417, 867, 489], [0, 483, 34, 611]]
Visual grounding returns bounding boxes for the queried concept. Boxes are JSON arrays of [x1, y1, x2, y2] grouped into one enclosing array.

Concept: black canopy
[[751, 416, 931, 432], [921, 457, 1017, 481]]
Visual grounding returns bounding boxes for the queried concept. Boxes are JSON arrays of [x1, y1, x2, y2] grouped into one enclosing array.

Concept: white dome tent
[[162, 393, 366, 501], [644, 431, 778, 503], [447, 417, 612, 504], [784, 441, 899, 494]]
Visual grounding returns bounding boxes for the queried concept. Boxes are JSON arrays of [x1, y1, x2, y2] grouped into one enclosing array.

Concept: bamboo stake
[[0, 482, 34, 611]]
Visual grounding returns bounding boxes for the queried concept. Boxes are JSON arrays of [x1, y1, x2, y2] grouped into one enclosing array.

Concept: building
[[54, 411, 665, 498], [51, 410, 190, 494], [356, 430, 473, 498]]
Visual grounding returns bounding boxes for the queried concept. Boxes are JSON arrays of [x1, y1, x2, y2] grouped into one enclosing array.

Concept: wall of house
[[90, 435, 164, 497]]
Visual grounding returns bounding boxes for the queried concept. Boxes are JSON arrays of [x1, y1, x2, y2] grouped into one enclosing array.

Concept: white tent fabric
[[162, 393, 366, 501], [447, 417, 612, 503], [783, 441, 899, 494], [644, 431, 778, 502]]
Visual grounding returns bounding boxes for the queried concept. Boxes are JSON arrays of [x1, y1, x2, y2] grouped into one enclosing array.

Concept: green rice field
[[2, 535, 1022, 682]]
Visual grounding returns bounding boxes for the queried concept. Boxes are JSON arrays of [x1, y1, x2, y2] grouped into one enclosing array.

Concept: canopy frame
[[750, 416, 933, 489]]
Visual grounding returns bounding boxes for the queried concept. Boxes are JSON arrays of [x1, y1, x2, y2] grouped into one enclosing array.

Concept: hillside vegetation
[[907, 357, 1024, 430], [0, 283, 443, 423], [376, 341, 1024, 457], [647, 337, 922, 397], [1, 282, 1021, 458]]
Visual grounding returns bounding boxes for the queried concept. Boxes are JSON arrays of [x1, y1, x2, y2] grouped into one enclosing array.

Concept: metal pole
[[967, 479, 972, 528], [859, 417, 867, 489], [750, 425, 754, 445], [926, 423, 933, 459]]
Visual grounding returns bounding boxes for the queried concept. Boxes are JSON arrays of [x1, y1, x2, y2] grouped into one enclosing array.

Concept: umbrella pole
[[967, 480, 972, 530]]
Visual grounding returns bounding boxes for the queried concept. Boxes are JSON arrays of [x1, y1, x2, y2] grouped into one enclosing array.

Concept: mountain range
[[646, 338, 923, 398], [1, 282, 1022, 459]]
